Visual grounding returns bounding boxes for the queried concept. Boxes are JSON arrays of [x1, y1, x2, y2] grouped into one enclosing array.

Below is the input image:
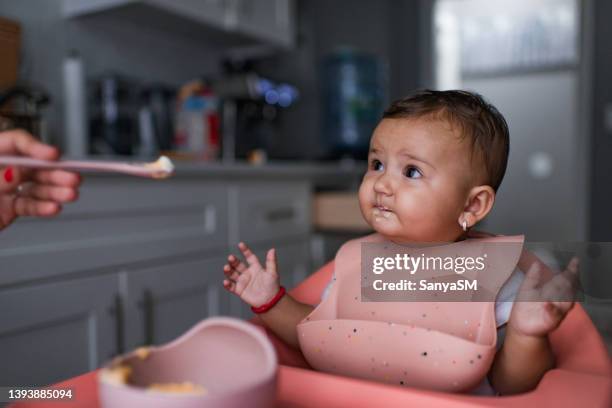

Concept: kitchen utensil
[[141, 84, 175, 151], [89, 74, 138, 155], [0, 84, 50, 139], [0, 155, 174, 179]]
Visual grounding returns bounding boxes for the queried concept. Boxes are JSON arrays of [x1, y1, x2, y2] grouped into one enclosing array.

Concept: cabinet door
[[232, 181, 310, 246], [0, 275, 119, 386], [276, 240, 311, 290], [124, 257, 227, 349], [235, 0, 295, 47], [147, 0, 231, 28], [0, 180, 228, 287]]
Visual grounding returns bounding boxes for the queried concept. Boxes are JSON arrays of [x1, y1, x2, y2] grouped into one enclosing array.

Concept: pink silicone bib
[[297, 234, 524, 392]]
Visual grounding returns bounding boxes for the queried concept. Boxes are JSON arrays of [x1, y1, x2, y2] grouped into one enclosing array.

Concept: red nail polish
[[3, 167, 13, 183]]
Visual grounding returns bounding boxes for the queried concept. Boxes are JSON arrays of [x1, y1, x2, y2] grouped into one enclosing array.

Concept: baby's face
[[359, 117, 479, 243]]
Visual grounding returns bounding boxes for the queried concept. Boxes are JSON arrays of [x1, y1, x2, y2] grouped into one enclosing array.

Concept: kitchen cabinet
[[63, 0, 296, 48], [0, 162, 362, 386], [233, 0, 295, 47], [0, 179, 228, 287], [231, 181, 310, 245], [124, 256, 228, 349], [0, 275, 119, 386]]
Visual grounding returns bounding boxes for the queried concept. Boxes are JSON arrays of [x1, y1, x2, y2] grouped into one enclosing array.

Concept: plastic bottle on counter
[[322, 48, 387, 159], [174, 88, 219, 160], [62, 51, 88, 157]]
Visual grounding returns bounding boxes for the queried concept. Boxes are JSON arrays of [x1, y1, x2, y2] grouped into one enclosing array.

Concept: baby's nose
[[373, 173, 393, 195]]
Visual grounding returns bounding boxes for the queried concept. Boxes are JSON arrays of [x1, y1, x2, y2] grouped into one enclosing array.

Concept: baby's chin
[[367, 218, 435, 243], [367, 217, 403, 238]]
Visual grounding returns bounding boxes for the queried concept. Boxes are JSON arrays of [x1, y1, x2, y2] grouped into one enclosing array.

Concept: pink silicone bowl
[[98, 317, 278, 408]]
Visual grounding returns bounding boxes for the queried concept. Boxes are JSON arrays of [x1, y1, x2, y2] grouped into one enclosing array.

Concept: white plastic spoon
[[0, 155, 175, 179]]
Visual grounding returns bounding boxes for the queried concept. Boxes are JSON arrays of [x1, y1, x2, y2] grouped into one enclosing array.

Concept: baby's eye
[[370, 159, 384, 172], [404, 166, 422, 179]]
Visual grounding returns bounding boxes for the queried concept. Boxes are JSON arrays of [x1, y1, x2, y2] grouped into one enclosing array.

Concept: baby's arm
[[489, 258, 578, 394], [222, 242, 313, 349]]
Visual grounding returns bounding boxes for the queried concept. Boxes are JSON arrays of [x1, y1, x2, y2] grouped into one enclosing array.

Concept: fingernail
[[3, 167, 13, 183]]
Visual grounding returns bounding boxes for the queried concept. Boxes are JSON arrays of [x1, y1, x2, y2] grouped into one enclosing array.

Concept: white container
[[62, 51, 88, 157]]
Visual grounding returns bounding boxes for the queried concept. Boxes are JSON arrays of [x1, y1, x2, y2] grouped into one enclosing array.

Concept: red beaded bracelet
[[251, 286, 286, 314]]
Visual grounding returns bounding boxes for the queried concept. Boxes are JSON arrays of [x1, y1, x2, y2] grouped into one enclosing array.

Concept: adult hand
[[0, 129, 81, 230]]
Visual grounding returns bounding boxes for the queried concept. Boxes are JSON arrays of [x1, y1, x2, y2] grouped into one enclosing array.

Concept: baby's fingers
[[522, 262, 542, 290], [223, 279, 237, 293], [551, 300, 575, 314], [563, 257, 580, 283], [223, 263, 241, 282], [265, 248, 278, 277], [227, 254, 247, 273], [542, 258, 580, 301], [238, 242, 262, 269]]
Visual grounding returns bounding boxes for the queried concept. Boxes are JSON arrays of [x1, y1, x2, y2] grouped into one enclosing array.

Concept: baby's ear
[[464, 185, 495, 223]]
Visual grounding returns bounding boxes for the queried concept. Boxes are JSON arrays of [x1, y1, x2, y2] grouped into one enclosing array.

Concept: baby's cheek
[[395, 196, 439, 234], [357, 182, 371, 211]]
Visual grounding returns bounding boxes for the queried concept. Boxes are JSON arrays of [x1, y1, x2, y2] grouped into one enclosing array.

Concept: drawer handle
[[265, 207, 295, 222], [204, 205, 217, 233], [142, 289, 154, 346], [108, 294, 125, 356]]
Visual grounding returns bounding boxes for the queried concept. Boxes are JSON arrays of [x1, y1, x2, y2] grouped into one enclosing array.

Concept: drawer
[[0, 274, 119, 385], [232, 182, 310, 245], [124, 256, 228, 349], [313, 192, 371, 232], [0, 180, 229, 286]]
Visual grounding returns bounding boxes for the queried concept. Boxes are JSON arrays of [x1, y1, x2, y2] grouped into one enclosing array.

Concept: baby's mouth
[[373, 204, 393, 218]]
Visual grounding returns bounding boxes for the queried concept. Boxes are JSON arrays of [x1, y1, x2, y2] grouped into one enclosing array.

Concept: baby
[[222, 90, 578, 395]]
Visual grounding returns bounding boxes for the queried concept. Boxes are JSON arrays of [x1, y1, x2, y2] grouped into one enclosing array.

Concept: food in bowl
[[100, 361, 207, 395], [147, 382, 207, 395]]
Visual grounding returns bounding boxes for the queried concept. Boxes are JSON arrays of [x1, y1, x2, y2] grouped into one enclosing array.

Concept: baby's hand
[[222, 242, 280, 307], [509, 257, 579, 337]]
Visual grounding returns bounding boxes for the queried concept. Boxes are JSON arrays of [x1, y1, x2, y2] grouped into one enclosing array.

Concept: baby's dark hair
[[383, 89, 510, 192]]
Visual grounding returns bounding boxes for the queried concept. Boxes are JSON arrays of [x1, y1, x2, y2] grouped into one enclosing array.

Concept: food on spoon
[[143, 155, 175, 179]]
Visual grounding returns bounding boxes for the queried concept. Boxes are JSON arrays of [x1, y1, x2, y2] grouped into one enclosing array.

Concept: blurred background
[[0, 0, 610, 388], [0, 0, 609, 241]]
